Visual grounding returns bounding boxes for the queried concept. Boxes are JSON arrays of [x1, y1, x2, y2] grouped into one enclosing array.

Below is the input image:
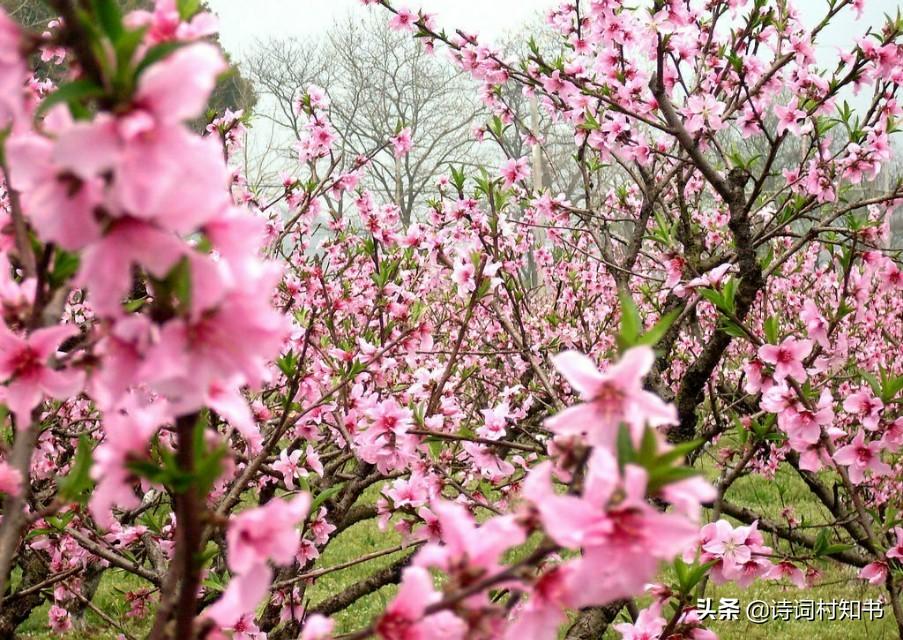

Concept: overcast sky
[[206, 0, 887, 59]]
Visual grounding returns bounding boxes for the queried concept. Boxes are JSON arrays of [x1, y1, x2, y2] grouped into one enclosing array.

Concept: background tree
[[246, 14, 482, 224]]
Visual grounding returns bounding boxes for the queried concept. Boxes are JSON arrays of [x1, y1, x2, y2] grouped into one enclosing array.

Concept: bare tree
[[245, 13, 483, 224]]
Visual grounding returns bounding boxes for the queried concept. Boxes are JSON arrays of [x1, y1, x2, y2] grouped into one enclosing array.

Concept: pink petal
[[29, 324, 79, 358], [136, 42, 227, 123], [550, 350, 605, 398], [607, 346, 655, 386], [53, 115, 121, 179], [205, 563, 273, 627]]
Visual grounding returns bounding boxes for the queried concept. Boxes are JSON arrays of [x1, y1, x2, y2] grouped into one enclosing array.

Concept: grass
[[14, 459, 899, 639]]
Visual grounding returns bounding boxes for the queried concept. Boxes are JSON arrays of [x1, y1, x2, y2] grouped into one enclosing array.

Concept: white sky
[[207, 0, 887, 58], [208, 0, 553, 54]]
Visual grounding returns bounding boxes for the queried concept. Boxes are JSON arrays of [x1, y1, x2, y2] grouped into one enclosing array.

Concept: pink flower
[[660, 475, 717, 520], [111, 125, 231, 233], [674, 263, 732, 297], [0, 10, 25, 128], [757, 337, 812, 383], [684, 94, 725, 133], [5, 133, 103, 250], [300, 615, 335, 640], [504, 565, 577, 640], [524, 450, 699, 608], [226, 493, 311, 574], [415, 500, 525, 578], [477, 401, 510, 440], [90, 399, 170, 528], [451, 257, 476, 299], [75, 218, 185, 317], [546, 347, 677, 451], [206, 563, 273, 631], [48, 604, 72, 633], [698, 520, 773, 585], [207, 494, 311, 628], [879, 260, 903, 292], [780, 388, 833, 444], [765, 560, 807, 588], [500, 156, 530, 188], [310, 507, 336, 545], [376, 566, 466, 640], [833, 430, 891, 484], [743, 358, 772, 394], [273, 448, 306, 490], [612, 602, 666, 639], [0, 323, 83, 427], [392, 127, 413, 157], [885, 527, 903, 560], [843, 389, 883, 430], [800, 299, 829, 348], [0, 461, 22, 496], [388, 8, 418, 32], [703, 520, 752, 568], [774, 98, 810, 136], [365, 398, 413, 436], [139, 268, 289, 416], [134, 42, 227, 124], [859, 561, 888, 585]]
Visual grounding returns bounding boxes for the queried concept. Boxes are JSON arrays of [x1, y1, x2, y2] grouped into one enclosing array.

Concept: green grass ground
[[14, 459, 899, 639]]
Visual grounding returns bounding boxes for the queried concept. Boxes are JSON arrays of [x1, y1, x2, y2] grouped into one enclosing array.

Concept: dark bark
[[310, 554, 411, 617], [0, 551, 46, 639], [565, 601, 627, 640]]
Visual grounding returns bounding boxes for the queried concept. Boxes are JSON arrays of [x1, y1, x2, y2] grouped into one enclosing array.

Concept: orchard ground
[[16, 458, 896, 640]]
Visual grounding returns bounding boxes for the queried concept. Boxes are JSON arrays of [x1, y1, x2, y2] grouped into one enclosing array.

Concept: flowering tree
[[0, 0, 901, 639]]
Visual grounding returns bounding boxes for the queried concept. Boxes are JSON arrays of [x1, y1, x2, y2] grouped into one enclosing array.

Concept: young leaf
[[637, 308, 680, 347], [764, 316, 779, 344], [58, 436, 95, 503], [91, 0, 124, 42], [618, 290, 642, 349]]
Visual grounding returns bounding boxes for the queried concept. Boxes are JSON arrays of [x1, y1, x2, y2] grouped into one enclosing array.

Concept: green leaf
[[198, 541, 221, 567], [657, 439, 704, 466], [813, 528, 829, 555], [617, 290, 642, 350], [722, 277, 738, 313], [719, 319, 748, 339], [47, 511, 76, 531], [135, 41, 187, 77], [764, 316, 779, 344], [36, 80, 105, 120], [91, 0, 124, 42], [58, 437, 95, 503], [162, 256, 192, 314], [50, 250, 81, 289], [673, 556, 689, 588], [877, 370, 903, 403], [637, 308, 680, 347], [685, 560, 717, 592], [862, 371, 882, 397], [697, 289, 722, 310], [311, 484, 344, 513], [647, 466, 700, 493], [615, 423, 635, 470], [637, 426, 658, 465], [128, 457, 172, 487], [177, 0, 201, 20], [277, 351, 298, 377], [822, 543, 853, 556]]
